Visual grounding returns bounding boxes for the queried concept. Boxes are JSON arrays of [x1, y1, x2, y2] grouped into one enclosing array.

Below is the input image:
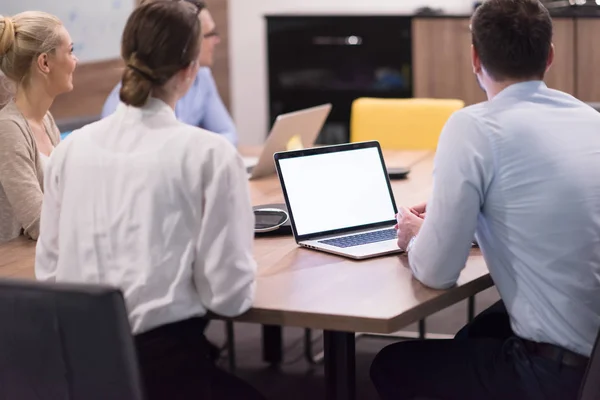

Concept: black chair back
[[0, 279, 144, 400]]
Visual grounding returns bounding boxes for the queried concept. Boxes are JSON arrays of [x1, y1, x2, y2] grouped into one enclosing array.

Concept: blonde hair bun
[[0, 12, 63, 84], [0, 16, 16, 56]]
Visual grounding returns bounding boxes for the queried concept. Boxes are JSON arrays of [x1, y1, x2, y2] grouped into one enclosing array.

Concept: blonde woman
[[0, 12, 77, 242]]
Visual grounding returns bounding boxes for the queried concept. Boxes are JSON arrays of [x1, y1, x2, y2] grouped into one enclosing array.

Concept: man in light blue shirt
[[101, 2, 237, 146], [371, 1, 600, 399]]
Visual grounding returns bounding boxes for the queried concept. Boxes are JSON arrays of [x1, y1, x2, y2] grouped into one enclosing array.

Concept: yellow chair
[[350, 98, 465, 150], [286, 135, 304, 151]]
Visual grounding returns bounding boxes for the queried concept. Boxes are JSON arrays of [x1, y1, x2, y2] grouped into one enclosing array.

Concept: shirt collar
[[492, 80, 547, 102], [116, 97, 177, 121]]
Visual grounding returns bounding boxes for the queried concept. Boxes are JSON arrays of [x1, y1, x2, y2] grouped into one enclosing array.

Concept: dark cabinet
[[267, 16, 413, 143]]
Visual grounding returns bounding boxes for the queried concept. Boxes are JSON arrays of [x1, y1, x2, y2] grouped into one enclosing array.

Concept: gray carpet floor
[[206, 287, 501, 400]]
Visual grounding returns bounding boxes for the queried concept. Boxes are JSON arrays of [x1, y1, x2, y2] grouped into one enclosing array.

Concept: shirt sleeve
[[35, 143, 64, 282], [192, 147, 256, 316], [198, 69, 238, 146], [0, 120, 43, 240], [100, 84, 121, 119], [408, 110, 495, 289]]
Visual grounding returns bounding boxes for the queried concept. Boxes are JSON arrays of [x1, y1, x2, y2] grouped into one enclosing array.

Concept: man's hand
[[396, 205, 424, 250], [410, 202, 427, 219]]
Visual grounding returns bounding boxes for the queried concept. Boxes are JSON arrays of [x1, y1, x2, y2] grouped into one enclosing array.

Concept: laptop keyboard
[[318, 228, 397, 248]]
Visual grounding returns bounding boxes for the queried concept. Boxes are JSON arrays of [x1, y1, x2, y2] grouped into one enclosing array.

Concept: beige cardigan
[[0, 100, 60, 243]]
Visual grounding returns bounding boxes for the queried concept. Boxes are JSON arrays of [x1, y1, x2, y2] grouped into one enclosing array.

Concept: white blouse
[[38, 151, 51, 173], [35, 98, 257, 334]]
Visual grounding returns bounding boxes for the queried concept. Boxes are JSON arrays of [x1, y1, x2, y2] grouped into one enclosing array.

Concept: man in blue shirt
[[371, 1, 600, 399], [101, 1, 237, 146]]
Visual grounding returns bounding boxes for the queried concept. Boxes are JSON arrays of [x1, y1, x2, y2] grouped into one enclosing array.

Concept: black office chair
[[579, 328, 600, 400], [0, 279, 144, 400]]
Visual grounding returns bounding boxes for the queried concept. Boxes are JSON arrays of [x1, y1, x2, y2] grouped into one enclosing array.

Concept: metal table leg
[[468, 295, 476, 322], [225, 320, 236, 371], [324, 330, 356, 400], [262, 325, 283, 366], [418, 319, 426, 340]]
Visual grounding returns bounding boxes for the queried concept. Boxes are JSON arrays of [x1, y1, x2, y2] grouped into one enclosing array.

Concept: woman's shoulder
[[0, 102, 29, 140], [0, 100, 24, 124]]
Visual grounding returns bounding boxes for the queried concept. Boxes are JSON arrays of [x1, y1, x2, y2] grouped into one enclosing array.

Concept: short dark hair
[[471, 0, 553, 81]]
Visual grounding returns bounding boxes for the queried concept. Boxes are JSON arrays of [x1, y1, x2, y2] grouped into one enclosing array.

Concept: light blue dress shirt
[[409, 81, 600, 357], [101, 67, 237, 146]]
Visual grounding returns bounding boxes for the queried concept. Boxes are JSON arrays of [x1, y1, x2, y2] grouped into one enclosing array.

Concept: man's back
[[468, 81, 600, 356], [373, 2, 598, 399]]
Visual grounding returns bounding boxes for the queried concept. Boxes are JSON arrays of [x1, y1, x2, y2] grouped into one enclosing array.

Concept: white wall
[[5, 0, 134, 63], [229, 0, 474, 145]]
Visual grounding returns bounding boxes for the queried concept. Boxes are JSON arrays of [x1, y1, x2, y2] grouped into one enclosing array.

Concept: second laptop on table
[[243, 103, 331, 180]]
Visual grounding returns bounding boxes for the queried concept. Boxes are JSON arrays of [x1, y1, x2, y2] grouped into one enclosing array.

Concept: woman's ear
[[185, 60, 198, 81], [36, 53, 51, 75], [172, 60, 198, 91]]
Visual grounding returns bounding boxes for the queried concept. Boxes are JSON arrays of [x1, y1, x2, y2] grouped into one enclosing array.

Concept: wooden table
[[0, 150, 492, 400]]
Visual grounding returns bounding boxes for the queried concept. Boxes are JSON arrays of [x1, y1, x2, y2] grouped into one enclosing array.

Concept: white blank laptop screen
[[278, 147, 396, 236]]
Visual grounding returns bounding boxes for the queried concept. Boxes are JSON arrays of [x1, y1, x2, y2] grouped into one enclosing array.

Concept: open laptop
[[274, 141, 402, 259], [243, 104, 331, 180]]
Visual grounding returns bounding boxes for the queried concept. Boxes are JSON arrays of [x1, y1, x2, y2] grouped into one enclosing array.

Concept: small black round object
[[254, 208, 289, 233]]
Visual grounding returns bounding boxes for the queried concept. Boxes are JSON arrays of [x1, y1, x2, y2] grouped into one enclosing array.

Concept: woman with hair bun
[[0, 12, 77, 242], [35, 2, 265, 399]]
